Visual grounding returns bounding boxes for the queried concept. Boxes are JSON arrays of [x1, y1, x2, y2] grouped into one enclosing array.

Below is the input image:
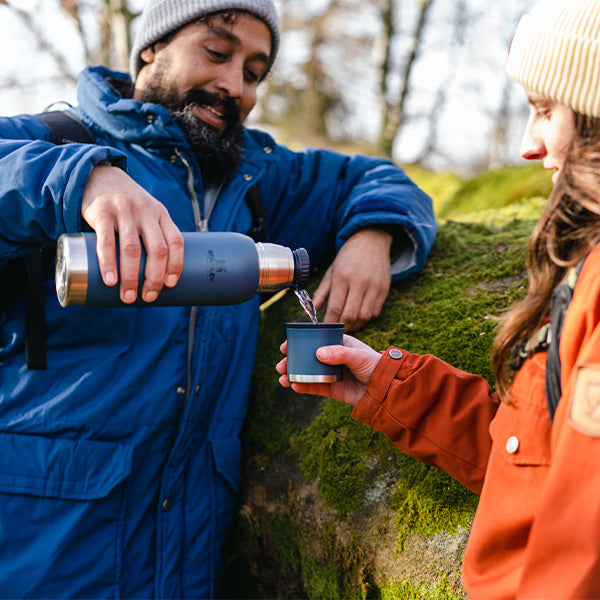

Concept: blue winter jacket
[[0, 66, 436, 599]]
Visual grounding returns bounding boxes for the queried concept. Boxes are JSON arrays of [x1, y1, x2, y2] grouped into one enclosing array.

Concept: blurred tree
[[2, 0, 137, 78], [377, 0, 435, 158], [0, 0, 533, 171]]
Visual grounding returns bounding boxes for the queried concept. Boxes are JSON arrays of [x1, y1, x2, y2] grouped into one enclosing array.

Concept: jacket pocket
[[0, 432, 133, 599], [489, 400, 551, 467]]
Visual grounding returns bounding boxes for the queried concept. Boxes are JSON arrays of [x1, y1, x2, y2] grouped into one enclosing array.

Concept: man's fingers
[[162, 219, 185, 288], [81, 165, 184, 304], [311, 269, 331, 312], [115, 224, 143, 304]]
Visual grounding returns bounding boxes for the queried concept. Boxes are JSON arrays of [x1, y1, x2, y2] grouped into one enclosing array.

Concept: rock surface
[[221, 219, 535, 599]]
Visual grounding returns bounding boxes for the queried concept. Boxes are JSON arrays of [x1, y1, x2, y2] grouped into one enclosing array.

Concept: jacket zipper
[[174, 148, 208, 406]]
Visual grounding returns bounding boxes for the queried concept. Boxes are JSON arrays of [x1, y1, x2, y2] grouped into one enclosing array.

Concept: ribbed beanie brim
[[130, 0, 280, 80], [507, 0, 600, 118]]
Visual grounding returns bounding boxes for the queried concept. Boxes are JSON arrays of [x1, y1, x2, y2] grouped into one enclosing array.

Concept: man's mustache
[[182, 89, 241, 128]]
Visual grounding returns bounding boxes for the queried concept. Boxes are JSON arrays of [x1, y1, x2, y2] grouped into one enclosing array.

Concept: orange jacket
[[352, 244, 600, 599]]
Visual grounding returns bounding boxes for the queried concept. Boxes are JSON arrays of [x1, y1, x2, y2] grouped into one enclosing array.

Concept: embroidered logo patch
[[569, 365, 600, 437]]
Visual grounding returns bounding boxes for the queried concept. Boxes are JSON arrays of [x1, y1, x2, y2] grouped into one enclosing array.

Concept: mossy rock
[[438, 164, 552, 220], [221, 217, 536, 599]]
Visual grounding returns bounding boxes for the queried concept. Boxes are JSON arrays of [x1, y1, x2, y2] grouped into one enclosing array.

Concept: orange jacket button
[[506, 436, 519, 454]]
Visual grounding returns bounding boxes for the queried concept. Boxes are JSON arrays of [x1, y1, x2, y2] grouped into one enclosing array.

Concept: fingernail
[[123, 289, 136, 303], [144, 290, 158, 303], [165, 274, 178, 287], [105, 271, 116, 286]]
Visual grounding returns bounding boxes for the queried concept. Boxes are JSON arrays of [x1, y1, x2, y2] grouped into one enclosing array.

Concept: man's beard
[[140, 85, 244, 187]]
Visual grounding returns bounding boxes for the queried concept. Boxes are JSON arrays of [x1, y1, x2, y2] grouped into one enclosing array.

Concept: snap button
[[243, 174, 253, 181], [263, 146, 273, 154], [389, 349, 403, 360], [146, 114, 155, 124], [169, 154, 178, 164], [506, 436, 519, 454], [162, 499, 172, 512], [176, 386, 186, 396]]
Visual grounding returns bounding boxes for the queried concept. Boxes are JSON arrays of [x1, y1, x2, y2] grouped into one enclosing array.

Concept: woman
[[277, 0, 600, 597]]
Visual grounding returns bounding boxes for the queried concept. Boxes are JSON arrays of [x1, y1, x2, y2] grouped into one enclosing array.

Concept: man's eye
[[245, 68, 260, 83], [206, 48, 227, 61]]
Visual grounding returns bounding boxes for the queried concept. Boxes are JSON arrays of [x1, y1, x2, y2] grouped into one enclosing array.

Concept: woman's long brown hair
[[491, 114, 600, 401]]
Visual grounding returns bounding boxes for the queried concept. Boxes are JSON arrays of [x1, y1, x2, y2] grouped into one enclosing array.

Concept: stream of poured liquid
[[294, 288, 318, 324]]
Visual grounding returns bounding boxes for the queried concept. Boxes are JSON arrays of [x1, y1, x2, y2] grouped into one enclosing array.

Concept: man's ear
[[140, 46, 157, 66]]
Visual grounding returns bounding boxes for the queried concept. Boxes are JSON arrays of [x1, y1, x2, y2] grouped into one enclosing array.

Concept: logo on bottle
[[207, 249, 228, 283]]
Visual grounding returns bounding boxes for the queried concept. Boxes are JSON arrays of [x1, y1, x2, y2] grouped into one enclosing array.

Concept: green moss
[[438, 163, 552, 219], [291, 400, 392, 516], [391, 456, 478, 551], [361, 220, 533, 379], [381, 573, 464, 600], [299, 521, 370, 600]]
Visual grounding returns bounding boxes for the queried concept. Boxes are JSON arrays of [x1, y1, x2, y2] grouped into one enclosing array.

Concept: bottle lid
[[292, 248, 310, 288]]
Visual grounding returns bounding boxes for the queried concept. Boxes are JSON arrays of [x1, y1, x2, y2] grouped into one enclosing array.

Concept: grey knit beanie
[[130, 0, 280, 80]]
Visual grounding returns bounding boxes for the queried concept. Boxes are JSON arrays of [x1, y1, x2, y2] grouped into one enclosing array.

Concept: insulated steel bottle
[[56, 232, 310, 307]]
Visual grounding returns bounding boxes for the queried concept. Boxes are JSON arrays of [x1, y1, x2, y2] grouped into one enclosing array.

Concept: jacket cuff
[[351, 346, 408, 425]]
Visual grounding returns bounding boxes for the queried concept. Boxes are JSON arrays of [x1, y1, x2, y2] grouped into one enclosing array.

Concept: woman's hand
[[276, 334, 382, 407]]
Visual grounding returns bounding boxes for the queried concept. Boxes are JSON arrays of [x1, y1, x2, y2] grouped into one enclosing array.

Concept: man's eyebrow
[[206, 24, 270, 64]]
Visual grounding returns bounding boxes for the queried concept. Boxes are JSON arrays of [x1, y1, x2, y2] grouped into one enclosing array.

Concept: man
[[0, 0, 436, 597]]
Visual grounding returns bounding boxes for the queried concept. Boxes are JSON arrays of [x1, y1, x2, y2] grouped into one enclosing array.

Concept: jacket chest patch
[[569, 365, 600, 437]]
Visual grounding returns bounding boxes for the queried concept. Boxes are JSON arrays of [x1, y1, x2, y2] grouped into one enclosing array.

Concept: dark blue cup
[[285, 323, 344, 383]]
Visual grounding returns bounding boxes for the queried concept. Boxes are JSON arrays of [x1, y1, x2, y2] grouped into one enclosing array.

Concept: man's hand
[[312, 227, 393, 331], [81, 164, 184, 304]]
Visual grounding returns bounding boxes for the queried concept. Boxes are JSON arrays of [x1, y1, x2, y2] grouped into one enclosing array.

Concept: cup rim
[[285, 322, 344, 329]]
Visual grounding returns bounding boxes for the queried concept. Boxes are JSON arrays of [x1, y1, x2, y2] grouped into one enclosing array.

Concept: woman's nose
[[520, 120, 546, 161]]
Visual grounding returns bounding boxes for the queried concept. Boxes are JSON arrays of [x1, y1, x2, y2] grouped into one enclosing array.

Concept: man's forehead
[[183, 13, 272, 63]]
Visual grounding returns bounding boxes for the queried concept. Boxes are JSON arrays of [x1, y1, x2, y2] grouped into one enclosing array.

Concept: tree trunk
[[378, 0, 435, 158]]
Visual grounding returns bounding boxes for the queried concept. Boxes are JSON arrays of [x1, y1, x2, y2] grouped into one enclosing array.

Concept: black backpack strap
[[23, 250, 49, 369], [37, 111, 95, 145], [545, 259, 587, 421], [244, 182, 267, 243], [9, 111, 95, 369]]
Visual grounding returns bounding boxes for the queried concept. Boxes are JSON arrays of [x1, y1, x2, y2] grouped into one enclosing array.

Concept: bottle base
[[288, 373, 342, 383]]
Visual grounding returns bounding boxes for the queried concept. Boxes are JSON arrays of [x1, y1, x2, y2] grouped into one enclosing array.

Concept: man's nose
[[520, 120, 546, 161], [216, 63, 244, 99]]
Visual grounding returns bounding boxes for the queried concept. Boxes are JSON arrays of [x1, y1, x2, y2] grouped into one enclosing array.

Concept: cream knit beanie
[[507, 0, 600, 118], [130, 0, 280, 80]]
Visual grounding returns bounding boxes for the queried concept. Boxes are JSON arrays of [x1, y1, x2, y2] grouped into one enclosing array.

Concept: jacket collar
[[77, 65, 190, 147]]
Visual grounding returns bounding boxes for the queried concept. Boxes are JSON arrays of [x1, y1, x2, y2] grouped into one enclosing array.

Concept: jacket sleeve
[[516, 247, 600, 599], [352, 347, 499, 495], [0, 114, 126, 259], [257, 141, 437, 281]]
